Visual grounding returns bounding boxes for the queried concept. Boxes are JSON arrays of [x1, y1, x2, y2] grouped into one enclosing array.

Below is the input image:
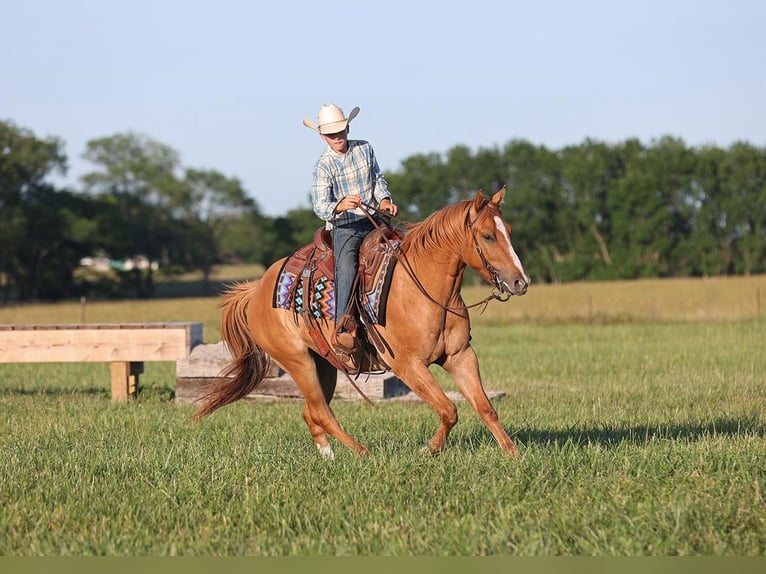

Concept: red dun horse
[[194, 188, 529, 458]]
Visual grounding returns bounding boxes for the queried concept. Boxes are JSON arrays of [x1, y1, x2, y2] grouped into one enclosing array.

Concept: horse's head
[[465, 187, 530, 297]]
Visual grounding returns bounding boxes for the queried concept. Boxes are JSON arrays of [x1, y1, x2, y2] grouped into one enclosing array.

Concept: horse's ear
[[490, 185, 507, 207], [472, 189, 486, 211]]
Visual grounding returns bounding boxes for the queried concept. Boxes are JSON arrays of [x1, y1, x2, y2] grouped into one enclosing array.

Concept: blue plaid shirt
[[310, 140, 391, 229]]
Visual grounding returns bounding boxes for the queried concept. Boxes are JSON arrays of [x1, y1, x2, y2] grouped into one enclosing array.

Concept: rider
[[303, 103, 399, 358]]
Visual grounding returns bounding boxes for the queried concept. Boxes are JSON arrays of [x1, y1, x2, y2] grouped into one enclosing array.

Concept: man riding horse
[[303, 103, 399, 366]]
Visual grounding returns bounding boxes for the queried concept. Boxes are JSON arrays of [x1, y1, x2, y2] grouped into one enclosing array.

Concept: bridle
[[468, 207, 513, 303], [360, 201, 512, 315]]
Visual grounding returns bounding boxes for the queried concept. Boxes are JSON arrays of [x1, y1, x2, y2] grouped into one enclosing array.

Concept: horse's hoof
[[316, 443, 335, 460], [355, 444, 371, 457], [502, 439, 521, 456]]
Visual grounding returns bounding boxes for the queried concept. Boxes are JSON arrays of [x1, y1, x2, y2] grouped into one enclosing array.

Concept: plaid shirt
[[310, 140, 391, 229]]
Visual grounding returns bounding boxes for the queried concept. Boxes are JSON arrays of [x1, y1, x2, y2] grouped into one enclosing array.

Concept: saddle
[[273, 224, 403, 374]]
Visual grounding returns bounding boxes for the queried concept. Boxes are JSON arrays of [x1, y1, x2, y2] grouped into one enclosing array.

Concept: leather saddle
[[273, 224, 403, 372]]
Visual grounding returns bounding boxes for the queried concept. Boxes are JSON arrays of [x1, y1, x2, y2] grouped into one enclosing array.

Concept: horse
[[194, 187, 530, 458]]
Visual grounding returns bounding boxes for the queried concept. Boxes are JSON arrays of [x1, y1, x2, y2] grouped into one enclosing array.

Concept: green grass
[[0, 276, 765, 555]]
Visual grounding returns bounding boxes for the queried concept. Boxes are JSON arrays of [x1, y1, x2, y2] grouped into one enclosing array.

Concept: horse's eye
[[482, 233, 494, 241]]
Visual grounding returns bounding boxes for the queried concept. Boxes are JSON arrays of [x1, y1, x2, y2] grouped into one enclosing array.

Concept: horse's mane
[[399, 197, 502, 257], [398, 199, 473, 256]]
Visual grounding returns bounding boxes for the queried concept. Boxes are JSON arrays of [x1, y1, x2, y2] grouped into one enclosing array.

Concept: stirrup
[[332, 331, 357, 355], [332, 314, 358, 355]]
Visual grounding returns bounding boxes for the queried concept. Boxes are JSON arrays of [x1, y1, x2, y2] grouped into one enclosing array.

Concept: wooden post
[[110, 361, 144, 402], [128, 361, 143, 396]]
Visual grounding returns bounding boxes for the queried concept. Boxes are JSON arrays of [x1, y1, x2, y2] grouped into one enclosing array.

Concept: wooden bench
[[0, 322, 203, 402]]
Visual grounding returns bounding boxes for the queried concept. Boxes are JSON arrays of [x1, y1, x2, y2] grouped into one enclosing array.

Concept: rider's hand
[[380, 198, 399, 217], [338, 195, 362, 212]]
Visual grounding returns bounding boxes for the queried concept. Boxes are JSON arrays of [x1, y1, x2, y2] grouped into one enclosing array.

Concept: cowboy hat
[[303, 104, 360, 134]]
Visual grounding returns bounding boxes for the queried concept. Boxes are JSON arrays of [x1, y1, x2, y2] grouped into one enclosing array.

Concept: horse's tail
[[193, 282, 271, 421]]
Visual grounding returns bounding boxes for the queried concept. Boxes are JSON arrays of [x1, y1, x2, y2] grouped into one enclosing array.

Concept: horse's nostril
[[514, 279, 528, 294]]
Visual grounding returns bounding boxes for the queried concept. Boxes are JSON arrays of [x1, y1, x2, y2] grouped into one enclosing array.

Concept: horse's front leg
[[395, 361, 459, 454], [443, 347, 520, 456]]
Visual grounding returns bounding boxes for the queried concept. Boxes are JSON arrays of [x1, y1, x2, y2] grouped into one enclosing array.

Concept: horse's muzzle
[[498, 276, 528, 296]]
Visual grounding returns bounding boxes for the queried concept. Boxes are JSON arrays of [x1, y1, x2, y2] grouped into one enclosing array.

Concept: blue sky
[[4, 0, 764, 216]]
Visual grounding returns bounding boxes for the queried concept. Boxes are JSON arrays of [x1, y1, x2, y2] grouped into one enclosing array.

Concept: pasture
[[0, 275, 764, 555]]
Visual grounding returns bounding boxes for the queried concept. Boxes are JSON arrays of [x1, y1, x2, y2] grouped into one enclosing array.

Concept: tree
[[282, 208, 323, 255], [13, 185, 101, 300], [176, 169, 262, 291], [386, 152, 449, 219], [686, 145, 727, 275], [500, 140, 567, 283], [81, 132, 186, 297], [723, 143, 766, 275], [559, 139, 620, 280], [0, 120, 72, 300]]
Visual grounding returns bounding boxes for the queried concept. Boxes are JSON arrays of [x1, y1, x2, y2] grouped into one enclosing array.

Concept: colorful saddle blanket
[[273, 226, 402, 325]]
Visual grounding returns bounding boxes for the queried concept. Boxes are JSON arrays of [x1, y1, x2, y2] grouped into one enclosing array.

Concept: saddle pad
[[274, 251, 336, 320], [360, 239, 400, 325]]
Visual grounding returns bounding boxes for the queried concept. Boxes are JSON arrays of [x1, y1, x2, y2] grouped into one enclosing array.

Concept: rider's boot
[[332, 314, 358, 355]]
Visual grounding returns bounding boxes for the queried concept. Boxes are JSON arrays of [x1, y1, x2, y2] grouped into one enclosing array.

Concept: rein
[[360, 202, 511, 315]]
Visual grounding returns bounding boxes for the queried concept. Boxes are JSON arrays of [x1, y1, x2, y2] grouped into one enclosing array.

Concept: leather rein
[[360, 202, 512, 315]]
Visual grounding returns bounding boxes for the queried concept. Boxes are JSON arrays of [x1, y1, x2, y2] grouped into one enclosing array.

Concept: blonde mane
[[399, 196, 503, 257], [399, 199, 474, 257]]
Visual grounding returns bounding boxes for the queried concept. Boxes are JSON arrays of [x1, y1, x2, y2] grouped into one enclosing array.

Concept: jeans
[[332, 218, 375, 322]]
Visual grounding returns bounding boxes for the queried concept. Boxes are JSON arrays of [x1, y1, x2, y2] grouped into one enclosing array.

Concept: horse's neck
[[404, 247, 467, 306]]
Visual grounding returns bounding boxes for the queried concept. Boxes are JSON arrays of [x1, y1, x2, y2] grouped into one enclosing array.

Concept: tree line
[[2, 119, 764, 301]]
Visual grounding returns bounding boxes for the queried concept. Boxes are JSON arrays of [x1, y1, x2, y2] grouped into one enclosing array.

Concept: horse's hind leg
[[280, 352, 370, 457], [302, 404, 335, 459], [313, 351, 339, 403], [301, 353, 341, 459]]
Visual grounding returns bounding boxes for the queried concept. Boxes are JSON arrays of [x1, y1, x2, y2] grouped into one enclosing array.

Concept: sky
[[3, 0, 765, 216]]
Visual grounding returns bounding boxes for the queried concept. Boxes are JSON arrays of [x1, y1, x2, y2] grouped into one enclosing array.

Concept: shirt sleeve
[[310, 162, 339, 221], [370, 148, 391, 204]]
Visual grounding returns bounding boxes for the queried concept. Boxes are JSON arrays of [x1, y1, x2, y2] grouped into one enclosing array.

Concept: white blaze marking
[[494, 216, 530, 283]]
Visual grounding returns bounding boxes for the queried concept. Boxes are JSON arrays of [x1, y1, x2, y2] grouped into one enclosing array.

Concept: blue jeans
[[332, 219, 375, 322]]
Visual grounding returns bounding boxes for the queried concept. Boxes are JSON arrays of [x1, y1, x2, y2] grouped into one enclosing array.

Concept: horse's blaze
[[493, 215, 530, 286]]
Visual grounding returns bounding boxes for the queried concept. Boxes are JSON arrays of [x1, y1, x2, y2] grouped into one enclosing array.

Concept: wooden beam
[[0, 322, 203, 363]]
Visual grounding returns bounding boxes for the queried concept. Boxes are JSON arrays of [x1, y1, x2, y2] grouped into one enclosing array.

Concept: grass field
[[0, 275, 765, 555]]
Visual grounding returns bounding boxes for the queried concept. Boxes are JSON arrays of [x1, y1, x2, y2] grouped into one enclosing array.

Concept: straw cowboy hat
[[303, 103, 360, 134]]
